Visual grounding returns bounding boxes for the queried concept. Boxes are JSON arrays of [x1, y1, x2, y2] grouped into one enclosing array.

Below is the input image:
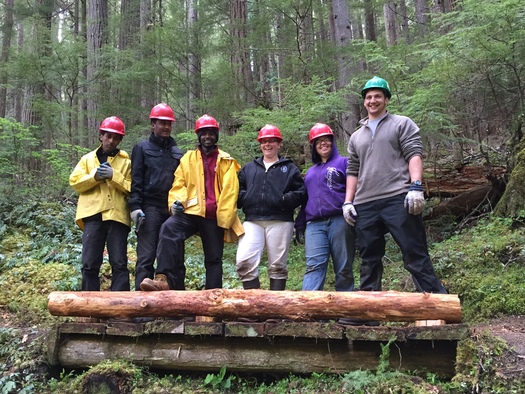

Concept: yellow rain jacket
[[168, 148, 244, 242], [69, 147, 132, 230]]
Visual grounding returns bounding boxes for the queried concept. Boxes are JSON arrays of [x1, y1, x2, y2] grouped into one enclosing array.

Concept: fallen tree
[[48, 289, 462, 323]]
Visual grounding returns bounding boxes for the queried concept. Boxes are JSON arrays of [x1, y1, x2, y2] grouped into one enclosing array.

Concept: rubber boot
[[242, 278, 261, 290], [140, 274, 170, 291], [269, 278, 286, 291]]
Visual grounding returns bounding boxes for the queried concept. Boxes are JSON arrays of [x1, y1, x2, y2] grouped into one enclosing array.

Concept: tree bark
[[48, 289, 462, 323], [86, 0, 108, 143], [331, 0, 360, 138], [0, 0, 14, 119], [384, 1, 397, 47]]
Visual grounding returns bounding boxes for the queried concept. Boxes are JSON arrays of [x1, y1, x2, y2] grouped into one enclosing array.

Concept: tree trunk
[[86, 0, 108, 143], [48, 289, 463, 323], [230, 0, 254, 106], [363, 0, 376, 41], [0, 0, 14, 119], [331, 0, 360, 138], [187, 0, 201, 123], [414, 0, 430, 36], [384, 1, 397, 47]]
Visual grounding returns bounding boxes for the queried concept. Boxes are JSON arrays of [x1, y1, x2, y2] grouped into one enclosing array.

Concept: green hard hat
[[361, 76, 391, 99]]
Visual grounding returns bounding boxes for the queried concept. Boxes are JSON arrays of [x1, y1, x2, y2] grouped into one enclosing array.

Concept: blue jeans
[[302, 215, 355, 291], [355, 194, 447, 293]]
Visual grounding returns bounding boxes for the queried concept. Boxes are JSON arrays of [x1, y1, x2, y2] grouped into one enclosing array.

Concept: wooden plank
[[265, 322, 344, 339], [47, 290, 462, 323], [224, 322, 265, 338]]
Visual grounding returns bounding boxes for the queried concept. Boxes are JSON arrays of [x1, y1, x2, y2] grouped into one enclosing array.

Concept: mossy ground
[[1, 200, 525, 392]]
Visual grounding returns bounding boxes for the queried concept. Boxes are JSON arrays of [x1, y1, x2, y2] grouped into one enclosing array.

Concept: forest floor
[[469, 315, 525, 381], [2, 309, 525, 389]]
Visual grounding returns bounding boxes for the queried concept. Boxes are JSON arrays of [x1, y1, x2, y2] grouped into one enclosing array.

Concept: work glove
[[295, 228, 305, 245], [96, 162, 113, 180], [170, 200, 184, 215], [404, 181, 425, 215], [130, 209, 144, 224], [342, 202, 357, 226]]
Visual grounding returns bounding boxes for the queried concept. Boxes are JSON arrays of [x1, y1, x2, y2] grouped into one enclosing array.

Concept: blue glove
[[342, 202, 357, 226], [96, 162, 113, 180], [170, 200, 184, 215], [404, 181, 425, 215]]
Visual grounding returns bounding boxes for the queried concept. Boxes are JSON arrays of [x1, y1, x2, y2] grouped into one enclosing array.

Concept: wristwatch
[[412, 180, 422, 186]]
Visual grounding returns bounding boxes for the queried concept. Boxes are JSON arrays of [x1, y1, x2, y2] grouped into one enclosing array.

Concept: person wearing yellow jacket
[[69, 116, 132, 291], [140, 114, 243, 291]]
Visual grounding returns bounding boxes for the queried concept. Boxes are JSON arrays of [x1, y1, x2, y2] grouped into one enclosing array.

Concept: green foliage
[[432, 216, 525, 321], [228, 76, 347, 165], [203, 366, 234, 390], [0, 118, 40, 196]]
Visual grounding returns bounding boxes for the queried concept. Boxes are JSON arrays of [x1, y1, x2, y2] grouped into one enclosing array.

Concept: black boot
[[269, 278, 286, 291], [242, 278, 260, 289]]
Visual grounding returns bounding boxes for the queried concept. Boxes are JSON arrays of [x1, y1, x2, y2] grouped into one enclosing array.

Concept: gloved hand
[[131, 209, 145, 224], [96, 162, 113, 180], [342, 202, 357, 226], [404, 181, 425, 215], [295, 228, 305, 245], [170, 200, 184, 215]]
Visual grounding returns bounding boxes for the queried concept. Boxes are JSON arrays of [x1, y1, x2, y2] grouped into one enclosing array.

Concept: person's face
[[364, 89, 389, 119], [151, 119, 173, 138], [99, 131, 123, 153], [199, 128, 218, 151], [314, 136, 333, 161], [259, 138, 281, 161]]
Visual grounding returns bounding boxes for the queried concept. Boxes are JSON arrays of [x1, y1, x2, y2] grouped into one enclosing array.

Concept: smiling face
[[259, 138, 281, 162], [198, 128, 218, 154], [151, 119, 173, 138], [99, 131, 123, 153], [314, 136, 333, 162], [363, 88, 389, 120]]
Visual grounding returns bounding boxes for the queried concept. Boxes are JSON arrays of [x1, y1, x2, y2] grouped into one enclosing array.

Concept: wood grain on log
[[48, 289, 462, 323]]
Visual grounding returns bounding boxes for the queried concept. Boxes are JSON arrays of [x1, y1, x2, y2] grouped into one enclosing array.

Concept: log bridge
[[47, 289, 467, 377]]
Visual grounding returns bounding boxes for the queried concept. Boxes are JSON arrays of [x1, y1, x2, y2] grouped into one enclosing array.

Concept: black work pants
[[355, 194, 447, 294], [81, 220, 130, 291], [156, 213, 225, 290], [134, 205, 170, 290]]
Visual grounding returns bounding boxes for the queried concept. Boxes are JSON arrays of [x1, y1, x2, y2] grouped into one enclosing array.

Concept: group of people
[[69, 76, 447, 310]]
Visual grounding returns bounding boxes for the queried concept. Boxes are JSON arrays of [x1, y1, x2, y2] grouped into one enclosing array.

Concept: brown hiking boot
[[140, 274, 170, 291]]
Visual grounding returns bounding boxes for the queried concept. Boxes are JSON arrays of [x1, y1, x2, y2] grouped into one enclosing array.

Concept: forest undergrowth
[[1, 197, 525, 393]]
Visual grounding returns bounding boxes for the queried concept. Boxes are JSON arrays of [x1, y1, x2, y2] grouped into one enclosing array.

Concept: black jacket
[[129, 133, 183, 211], [238, 156, 306, 222]]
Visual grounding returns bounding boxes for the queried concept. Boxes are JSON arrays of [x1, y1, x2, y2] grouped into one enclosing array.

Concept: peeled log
[[48, 289, 462, 323]]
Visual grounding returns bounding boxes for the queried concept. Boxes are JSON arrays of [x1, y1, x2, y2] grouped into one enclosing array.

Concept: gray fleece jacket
[[346, 112, 423, 205]]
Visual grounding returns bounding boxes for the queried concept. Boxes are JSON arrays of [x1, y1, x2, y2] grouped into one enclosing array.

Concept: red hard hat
[[309, 123, 333, 144], [257, 124, 283, 142], [99, 116, 125, 136], [195, 114, 220, 133], [149, 103, 176, 121]]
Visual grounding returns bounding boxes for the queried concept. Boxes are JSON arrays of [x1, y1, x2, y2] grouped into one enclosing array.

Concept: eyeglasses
[[260, 138, 280, 144], [315, 138, 332, 146]]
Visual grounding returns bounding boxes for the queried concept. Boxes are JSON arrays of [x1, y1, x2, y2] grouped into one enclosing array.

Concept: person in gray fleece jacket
[[343, 76, 447, 295]]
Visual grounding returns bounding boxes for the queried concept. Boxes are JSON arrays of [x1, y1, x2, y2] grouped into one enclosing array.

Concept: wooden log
[[48, 290, 462, 323]]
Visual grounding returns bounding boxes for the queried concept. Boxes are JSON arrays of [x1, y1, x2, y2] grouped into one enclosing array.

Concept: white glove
[[404, 190, 425, 215], [131, 209, 144, 224], [342, 202, 357, 226]]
